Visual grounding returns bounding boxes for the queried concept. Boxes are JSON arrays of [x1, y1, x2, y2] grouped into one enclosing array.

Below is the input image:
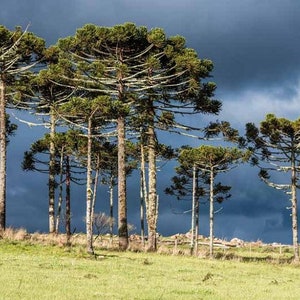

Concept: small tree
[[179, 145, 248, 258], [30, 60, 75, 233], [93, 212, 115, 241], [166, 154, 231, 255], [58, 96, 113, 254], [22, 130, 86, 239], [242, 114, 300, 261]]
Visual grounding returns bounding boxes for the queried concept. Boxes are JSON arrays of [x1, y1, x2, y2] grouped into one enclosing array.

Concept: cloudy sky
[[1, 0, 300, 244]]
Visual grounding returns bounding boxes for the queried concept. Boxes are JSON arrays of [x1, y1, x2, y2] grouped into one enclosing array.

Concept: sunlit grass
[[0, 239, 300, 300]]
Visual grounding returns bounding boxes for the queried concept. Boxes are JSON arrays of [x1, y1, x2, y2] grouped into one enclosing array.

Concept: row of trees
[[0, 23, 299, 261]]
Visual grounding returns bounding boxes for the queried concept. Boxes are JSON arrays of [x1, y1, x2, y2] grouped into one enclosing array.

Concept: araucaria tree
[[243, 114, 300, 261], [166, 149, 231, 255], [31, 57, 75, 233], [22, 130, 86, 239], [58, 23, 222, 251], [58, 96, 113, 254], [131, 34, 222, 251], [0, 25, 44, 230], [179, 145, 248, 258]]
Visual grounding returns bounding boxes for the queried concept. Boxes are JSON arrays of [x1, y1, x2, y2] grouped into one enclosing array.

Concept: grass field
[[0, 237, 300, 300]]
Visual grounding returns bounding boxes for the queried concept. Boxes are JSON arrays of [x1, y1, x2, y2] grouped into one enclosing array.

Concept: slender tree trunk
[[291, 153, 299, 261], [91, 156, 100, 224], [190, 164, 196, 255], [147, 114, 158, 251], [194, 169, 200, 255], [191, 166, 200, 255], [55, 148, 64, 233], [65, 155, 71, 243], [117, 116, 128, 250], [140, 142, 147, 246], [209, 167, 214, 259], [48, 108, 56, 233], [109, 175, 114, 245], [0, 77, 6, 231], [86, 117, 94, 254]]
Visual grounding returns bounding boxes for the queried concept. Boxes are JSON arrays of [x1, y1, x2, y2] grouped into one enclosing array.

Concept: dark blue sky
[[1, 0, 300, 244]]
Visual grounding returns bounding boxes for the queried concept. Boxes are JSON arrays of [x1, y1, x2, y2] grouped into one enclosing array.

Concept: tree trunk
[[91, 156, 100, 225], [190, 164, 196, 255], [195, 169, 200, 255], [0, 77, 6, 231], [117, 116, 128, 250], [65, 155, 71, 243], [55, 147, 64, 233], [147, 118, 158, 251], [191, 166, 199, 256], [209, 167, 214, 259], [117, 48, 128, 250], [109, 175, 114, 245], [140, 142, 147, 246], [86, 117, 94, 254], [291, 153, 299, 261], [48, 108, 56, 233]]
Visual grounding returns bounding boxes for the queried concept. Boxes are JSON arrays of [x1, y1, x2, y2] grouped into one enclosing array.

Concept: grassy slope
[[1, 240, 300, 300]]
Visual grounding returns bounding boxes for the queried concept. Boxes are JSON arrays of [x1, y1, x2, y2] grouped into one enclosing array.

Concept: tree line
[[0, 23, 299, 261]]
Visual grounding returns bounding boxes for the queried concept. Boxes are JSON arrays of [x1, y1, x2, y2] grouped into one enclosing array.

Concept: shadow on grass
[[213, 251, 294, 264], [239, 256, 293, 264]]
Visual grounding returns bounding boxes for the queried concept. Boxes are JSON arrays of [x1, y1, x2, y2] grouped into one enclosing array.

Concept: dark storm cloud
[[2, 0, 300, 93], [193, 1, 300, 93]]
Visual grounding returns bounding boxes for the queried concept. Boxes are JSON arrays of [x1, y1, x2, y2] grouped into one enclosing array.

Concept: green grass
[[0, 240, 300, 300]]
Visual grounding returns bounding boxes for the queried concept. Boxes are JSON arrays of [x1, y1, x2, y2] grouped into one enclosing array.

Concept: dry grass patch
[[0, 227, 29, 241], [0, 228, 296, 264]]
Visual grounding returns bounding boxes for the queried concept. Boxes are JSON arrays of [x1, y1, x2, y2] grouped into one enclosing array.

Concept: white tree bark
[[147, 121, 158, 251], [190, 164, 196, 255], [86, 116, 94, 254], [48, 108, 56, 233], [291, 152, 299, 261], [0, 77, 7, 230], [209, 166, 215, 259]]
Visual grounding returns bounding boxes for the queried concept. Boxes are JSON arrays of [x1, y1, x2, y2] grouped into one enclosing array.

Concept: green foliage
[[0, 25, 11, 44], [204, 120, 239, 141], [165, 172, 206, 200], [0, 25, 45, 64], [260, 113, 300, 144], [22, 151, 35, 171], [168, 35, 186, 50], [179, 145, 248, 171], [174, 48, 200, 73], [59, 96, 112, 123], [22, 130, 86, 177], [0, 25, 46, 112], [167, 145, 237, 202], [245, 114, 300, 151], [56, 22, 222, 136], [147, 27, 166, 47], [244, 114, 300, 170]]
